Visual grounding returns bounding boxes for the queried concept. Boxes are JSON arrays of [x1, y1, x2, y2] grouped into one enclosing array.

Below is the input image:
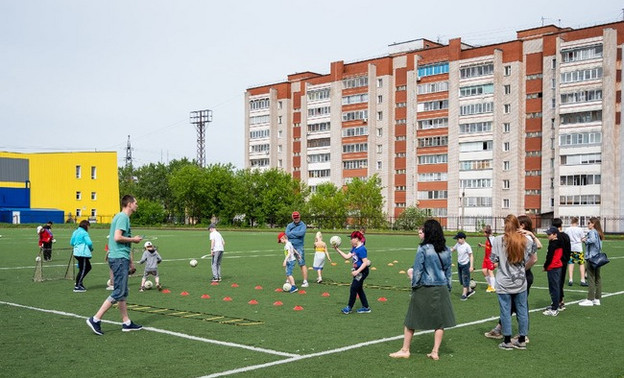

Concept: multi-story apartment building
[[245, 22, 624, 231]]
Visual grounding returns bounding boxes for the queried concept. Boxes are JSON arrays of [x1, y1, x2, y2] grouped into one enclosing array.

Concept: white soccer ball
[[330, 235, 342, 247], [144, 280, 153, 289], [190, 259, 198, 267], [282, 282, 292, 292], [469, 278, 477, 289], [35, 256, 41, 262]]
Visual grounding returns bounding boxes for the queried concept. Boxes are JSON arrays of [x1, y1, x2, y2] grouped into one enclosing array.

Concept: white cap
[[36, 226, 43, 234], [144, 241, 153, 248]]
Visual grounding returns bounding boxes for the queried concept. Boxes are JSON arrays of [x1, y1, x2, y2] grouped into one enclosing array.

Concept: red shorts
[[482, 257, 495, 271]]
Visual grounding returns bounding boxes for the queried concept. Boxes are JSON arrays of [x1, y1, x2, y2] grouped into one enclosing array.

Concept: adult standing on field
[[209, 223, 225, 282], [579, 217, 605, 307], [285, 211, 308, 287], [86, 195, 143, 336], [390, 219, 455, 360], [71, 220, 94, 292]]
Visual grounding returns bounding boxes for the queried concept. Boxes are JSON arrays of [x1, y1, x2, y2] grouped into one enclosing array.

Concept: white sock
[[123, 320, 131, 326], [490, 276, 496, 287], [93, 316, 101, 322]]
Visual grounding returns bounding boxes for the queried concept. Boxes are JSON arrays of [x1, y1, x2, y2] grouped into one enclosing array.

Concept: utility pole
[[190, 109, 213, 168], [125, 135, 133, 170]]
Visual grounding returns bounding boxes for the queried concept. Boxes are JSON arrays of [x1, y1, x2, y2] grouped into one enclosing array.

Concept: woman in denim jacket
[[390, 219, 456, 360], [579, 217, 604, 307]]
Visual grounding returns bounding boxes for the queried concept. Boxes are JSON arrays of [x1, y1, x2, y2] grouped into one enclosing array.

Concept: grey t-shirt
[[490, 235, 534, 294]]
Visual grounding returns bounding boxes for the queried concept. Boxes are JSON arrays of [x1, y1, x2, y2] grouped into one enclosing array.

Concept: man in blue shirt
[[285, 211, 308, 287], [86, 195, 144, 335]]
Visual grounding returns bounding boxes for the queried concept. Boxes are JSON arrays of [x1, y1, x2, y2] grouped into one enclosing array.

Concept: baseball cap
[[545, 226, 558, 235], [36, 225, 43, 234], [453, 231, 467, 239], [292, 211, 300, 219], [144, 241, 153, 248], [277, 232, 286, 243]]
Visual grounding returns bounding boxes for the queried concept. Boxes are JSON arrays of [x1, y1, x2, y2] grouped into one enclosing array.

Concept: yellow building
[[0, 151, 119, 223]]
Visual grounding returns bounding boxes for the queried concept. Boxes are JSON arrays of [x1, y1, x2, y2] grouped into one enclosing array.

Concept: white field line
[[0, 300, 298, 358], [200, 289, 624, 378]]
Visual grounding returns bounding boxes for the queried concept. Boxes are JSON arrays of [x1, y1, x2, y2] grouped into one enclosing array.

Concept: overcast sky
[[1, 1, 622, 168]]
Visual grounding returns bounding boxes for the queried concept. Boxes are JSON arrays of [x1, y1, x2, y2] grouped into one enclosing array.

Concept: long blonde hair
[[504, 214, 527, 264], [315, 231, 323, 242]]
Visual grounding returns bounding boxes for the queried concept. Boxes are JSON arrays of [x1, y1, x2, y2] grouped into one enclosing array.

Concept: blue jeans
[[458, 263, 471, 288], [497, 290, 529, 337], [108, 258, 130, 303]]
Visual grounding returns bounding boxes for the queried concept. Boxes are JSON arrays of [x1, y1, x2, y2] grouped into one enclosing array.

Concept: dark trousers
[[558, 266, 566, 304], [547, 268, 561, 310], [42, 242, 52, 261], [75, 256, 92, 287], [348, 266, 369, 308]]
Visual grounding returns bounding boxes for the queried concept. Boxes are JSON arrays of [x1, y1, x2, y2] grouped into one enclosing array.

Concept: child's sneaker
[[122, 321, 143, 332], [486, 285, 496, 293], [498, 342, 514, 350], [289, 285, 298, 294], [341, 306, 352, 314], [578, 299, 594, 306], [139, 287, 144, 292], [511, 335, 530, 344], [460, 294, 467, 301], [512, 340, 527, 350], [301, 280, 309, 288], [157, 284, 162, 291], [211, 277, 219, 282], [466, 290, 476, 298], [558, 302, 566, 311], [580, 281, 589, 287], [592, 299, 601, 306], [316, 278, 323, 283], [73, 286, 86, 293], [484, 327, 503, 339], [542, 308, 559, 316], [86, 317, 103, 335], [356, 307, 371, 314]]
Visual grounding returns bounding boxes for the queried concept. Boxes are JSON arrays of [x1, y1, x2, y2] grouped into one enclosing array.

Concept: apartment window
[[278, 145, 282, 153], [504, 104, 511, 114], [460, 63, 494, 79], [278, 116, 282, 124], [377, 78, 383, 88], [278, 101, 283, 109], [90, 166, 96, 179], [75, 165, 81, 179], [417, 81, 448, 94], [459, 83, 494, 97], [308, 88, 330, 101], [551, 58, 556, 69], [343, 160, 368, 170], [396, 85, 407, 91], [278, 159, 282, 168], [418, 154, 448, 164], [377, 144, 383, 153], [504, 65, 511, 76], [459, 102, 493, 116], [249, 98, 270, 110], [91, 192, 97, 200], [502, 199, 510, 209], [377, 161, 382, 170], [377, 111, 383, 121], [503, 161, 510, 171], [504, 85, 511, 95], [503, 180, 510, 190], [250, 128, 270, 139], [343, 143, 368, 153], [418, 62, 450, 78], [503, 123, 511, 133], [343, 76, 368, 89], [90, 209, 97, 217], [76, 209, 82, 217], [76, 191, 82, 200], [342, 126, 368, 137], [377, 95, 383, 103], [308, 153, 330, 163], [503, 142, 510, 151], [377, 128, 383, 137], [342, 93, 369, 105], [278, 130, 283, 138], [561, 44, 602, 63]]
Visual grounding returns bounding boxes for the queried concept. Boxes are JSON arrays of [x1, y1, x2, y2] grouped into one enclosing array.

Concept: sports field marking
[[201, 289, 624, 377], [0, 300, 296, 358]]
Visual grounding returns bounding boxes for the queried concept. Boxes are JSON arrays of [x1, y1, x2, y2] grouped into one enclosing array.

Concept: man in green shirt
[[86, 195, 143, 335]]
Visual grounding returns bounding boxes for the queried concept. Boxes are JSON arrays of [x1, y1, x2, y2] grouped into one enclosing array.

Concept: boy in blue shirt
[[278, 232, 300, 293]]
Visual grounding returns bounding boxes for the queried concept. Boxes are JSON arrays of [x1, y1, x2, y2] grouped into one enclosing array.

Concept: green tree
[[394, 206, 428, 231], [168, 164, 210, 224], [132, 199, 167, 225], [307, 182, 347, 229], [344, 175, 386, 228]]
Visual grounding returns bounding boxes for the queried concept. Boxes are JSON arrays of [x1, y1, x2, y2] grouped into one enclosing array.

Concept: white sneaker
[[301, 280, 309, 288], [593, 299, 601, 306], [542, 308, 559, 316], [106, 286, 114, 291], [578, 299, 594, 307]]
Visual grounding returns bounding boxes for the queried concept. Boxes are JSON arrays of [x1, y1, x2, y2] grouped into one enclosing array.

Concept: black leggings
[[75, 256, 92, 287], [348, 266, 370, 308]]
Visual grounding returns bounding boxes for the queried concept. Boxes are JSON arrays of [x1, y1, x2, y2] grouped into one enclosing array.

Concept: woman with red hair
[[332, 230, 371, 314]]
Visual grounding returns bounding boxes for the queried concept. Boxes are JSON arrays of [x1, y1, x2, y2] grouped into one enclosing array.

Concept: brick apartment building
[[245, 22, 624, 232]]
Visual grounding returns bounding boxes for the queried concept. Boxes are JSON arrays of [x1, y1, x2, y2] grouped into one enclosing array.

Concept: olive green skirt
[[404, 285, 456, 330]]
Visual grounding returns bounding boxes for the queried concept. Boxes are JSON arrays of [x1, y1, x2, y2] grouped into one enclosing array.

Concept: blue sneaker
[[122, 321, 143, 332], [289, 285, 298, 293], [341, 306, 352, 315], [356, 307, 371, 314], [86, 317, 103, 335]]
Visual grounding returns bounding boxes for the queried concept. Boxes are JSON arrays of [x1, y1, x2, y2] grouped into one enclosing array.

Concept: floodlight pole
[[190, 109, 213, 168]]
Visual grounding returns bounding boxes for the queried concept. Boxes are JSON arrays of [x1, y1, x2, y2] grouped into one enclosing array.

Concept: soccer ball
[[330, 235, 342, 247], [35, 256, 41, 262], [469, 278, 477, 289], [190, 259, 198, 267], [282, 282, 292, 292], [144, 280, 154, 290]]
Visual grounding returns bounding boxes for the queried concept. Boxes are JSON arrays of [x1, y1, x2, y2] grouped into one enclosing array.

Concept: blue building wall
[[0, 187, 30, 208]]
